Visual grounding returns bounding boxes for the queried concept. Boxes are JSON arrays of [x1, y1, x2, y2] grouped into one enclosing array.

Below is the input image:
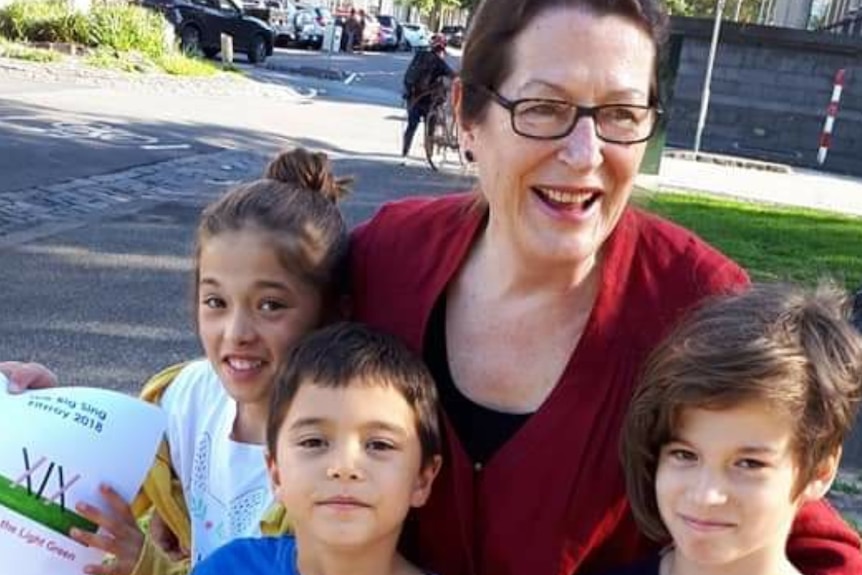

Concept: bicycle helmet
[[430, 33, 447, 52]]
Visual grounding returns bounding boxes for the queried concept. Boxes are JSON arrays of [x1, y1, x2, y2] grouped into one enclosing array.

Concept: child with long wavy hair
[[615, 282, 862, 575]]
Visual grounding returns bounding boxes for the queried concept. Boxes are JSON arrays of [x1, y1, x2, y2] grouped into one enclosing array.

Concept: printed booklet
[[0, 373, 166, 574]]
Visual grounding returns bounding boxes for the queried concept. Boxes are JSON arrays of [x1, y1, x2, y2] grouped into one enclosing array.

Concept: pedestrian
[[347, 0, 862, 572], [615, 282, 862, 575], [344, 8, 358, 53], [3, 147, 352, 575], [190, 322, 443, 575], [401, 34, 454, 163], [356, 9, 367, 53]]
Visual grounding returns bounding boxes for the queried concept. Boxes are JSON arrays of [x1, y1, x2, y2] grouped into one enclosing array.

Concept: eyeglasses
[[479, 86, 662, 145]]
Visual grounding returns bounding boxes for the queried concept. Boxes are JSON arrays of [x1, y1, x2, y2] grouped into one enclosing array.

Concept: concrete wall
[[666, 18, 862, 176]]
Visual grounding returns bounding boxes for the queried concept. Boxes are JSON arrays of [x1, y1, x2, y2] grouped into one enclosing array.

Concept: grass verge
[[638, 190, 862, 289], [86, 48, 232, 76], [0, 36, 61, 62], [0, 1, 236, 77]]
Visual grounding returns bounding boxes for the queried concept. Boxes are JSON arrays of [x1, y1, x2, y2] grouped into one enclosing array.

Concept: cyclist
[[401, 34, 456, 163]]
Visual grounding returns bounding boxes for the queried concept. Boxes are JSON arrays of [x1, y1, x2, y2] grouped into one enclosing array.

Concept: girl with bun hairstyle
[[48, 147, 352, 575]]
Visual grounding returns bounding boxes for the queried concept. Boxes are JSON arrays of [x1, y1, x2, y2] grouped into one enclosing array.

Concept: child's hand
[[71, 484, 144, 575], [0, 361, 59, 393], [149, 511, 188, 561]]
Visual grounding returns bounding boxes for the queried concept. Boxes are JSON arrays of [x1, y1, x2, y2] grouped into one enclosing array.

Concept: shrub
[[0, 0, 89, 43], [0, 0, 168, 57], [87, 2, 166, 58]]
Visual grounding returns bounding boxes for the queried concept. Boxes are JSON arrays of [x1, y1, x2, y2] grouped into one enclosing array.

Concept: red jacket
[[350, 194, 862, 575]]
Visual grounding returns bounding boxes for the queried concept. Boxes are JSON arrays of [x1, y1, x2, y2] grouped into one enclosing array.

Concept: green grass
[[85, 47, 158, 72], [0, 36, 61, 62], [0, 475, 96, 537], [156, 52, 223, 76], [833, 479, 862, 496], [637, 190, 862, 289], [84, 48, 227, 76]]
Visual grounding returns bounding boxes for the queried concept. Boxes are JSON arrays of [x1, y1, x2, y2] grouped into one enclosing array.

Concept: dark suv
[[138, 0, 274, 63], [439, 24, 465, 48]]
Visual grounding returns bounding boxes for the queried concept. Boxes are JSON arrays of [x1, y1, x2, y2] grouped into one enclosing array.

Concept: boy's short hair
[[622, 282, 862, 541], [266, 322, 441, 468]]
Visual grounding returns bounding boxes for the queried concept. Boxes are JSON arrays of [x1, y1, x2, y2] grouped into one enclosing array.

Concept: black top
[[423, 296, 531, 465], [402, 50, 454, 103], [599, 554, 661, 575]]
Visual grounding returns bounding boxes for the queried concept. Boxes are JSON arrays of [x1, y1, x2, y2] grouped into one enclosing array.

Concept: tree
[[402, 0, 460, 28], [670, 0, 763, 22]]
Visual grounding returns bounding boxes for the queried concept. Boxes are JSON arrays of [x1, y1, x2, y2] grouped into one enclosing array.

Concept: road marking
[[0, 115, 189, 150], [141, 144, 191, 150]]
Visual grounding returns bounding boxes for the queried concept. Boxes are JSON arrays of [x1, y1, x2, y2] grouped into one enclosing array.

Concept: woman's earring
[[464, 149, 475, 163]]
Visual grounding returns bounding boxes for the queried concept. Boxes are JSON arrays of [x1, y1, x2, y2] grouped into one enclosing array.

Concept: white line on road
[[140, 144, 191, 150]]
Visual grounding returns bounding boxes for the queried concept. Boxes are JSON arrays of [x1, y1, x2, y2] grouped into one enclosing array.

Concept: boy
[[617, 282, 862, 575], [192, 322, 442, 575]]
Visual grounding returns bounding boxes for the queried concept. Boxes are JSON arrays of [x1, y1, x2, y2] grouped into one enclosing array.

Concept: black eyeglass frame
[[479, 85, 664, 145]]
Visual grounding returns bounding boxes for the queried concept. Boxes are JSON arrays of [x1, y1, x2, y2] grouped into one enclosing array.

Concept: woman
[[348, 0, 862, 574]]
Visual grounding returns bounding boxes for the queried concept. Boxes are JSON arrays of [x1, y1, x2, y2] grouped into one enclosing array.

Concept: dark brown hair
[[194, 147, 351, 310], [622, 282, 862, 541], [266, 322, 442, 469], [460, 0, 669, 126]]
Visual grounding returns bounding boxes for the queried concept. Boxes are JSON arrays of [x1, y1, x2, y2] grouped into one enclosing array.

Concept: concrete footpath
[[647, 152, 862, 217]]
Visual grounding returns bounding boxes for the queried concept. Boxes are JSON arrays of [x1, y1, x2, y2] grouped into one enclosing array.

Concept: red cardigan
[[350, 194, 862, 575]]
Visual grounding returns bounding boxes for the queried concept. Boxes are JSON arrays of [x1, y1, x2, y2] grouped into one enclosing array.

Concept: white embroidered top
[[160, 360, 272, 564]]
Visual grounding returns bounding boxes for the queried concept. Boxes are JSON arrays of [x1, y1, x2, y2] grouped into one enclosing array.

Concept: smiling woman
[[347, 0, 862, 574]]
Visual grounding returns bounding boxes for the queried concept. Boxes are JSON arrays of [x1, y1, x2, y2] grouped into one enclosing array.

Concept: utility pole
[[693, 0, 726, 155]]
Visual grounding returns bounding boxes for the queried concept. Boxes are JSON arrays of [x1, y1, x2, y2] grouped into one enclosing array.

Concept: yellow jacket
[[129, 362, 292, 575]]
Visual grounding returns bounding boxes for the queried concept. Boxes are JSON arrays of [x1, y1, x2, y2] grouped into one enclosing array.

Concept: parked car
[[375, 14, 400, 51], [439, 24, 465, 48], [242, 0, 296, 46], [293, 4, 332, 49], [360, 12, 381, 50], [400, 22, 429, 51], [137, 0, 274, 63]]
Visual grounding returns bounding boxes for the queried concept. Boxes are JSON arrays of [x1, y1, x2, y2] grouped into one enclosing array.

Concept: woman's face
[[461, 7, 656, 270]]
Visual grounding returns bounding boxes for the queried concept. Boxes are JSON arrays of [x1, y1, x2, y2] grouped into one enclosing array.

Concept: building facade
[[820, 0, 862, 35]]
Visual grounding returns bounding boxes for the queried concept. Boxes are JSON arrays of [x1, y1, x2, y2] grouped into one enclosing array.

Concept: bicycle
[[421, 80, 462, 172]]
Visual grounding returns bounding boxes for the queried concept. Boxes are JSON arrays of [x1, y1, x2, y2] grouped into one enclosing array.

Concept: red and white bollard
[[817, 69, 846, 165]]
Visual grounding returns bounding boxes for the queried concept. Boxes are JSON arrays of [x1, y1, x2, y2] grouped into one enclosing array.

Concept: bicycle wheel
[[424, 110, 448, 171]]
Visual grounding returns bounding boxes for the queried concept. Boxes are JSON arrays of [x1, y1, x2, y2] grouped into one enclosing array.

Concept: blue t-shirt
[[191, 536, 297, 575]]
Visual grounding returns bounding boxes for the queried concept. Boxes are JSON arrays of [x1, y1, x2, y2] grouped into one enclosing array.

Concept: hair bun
[[264, 147, 351, 203]]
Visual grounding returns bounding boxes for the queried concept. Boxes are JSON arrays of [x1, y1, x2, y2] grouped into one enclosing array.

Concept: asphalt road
[[0, 62, 474, 391], [0, 157, 473, 391], [0, 82, 217, 194], [267, 45, 462, 96], [0, 48, 459, 194]]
